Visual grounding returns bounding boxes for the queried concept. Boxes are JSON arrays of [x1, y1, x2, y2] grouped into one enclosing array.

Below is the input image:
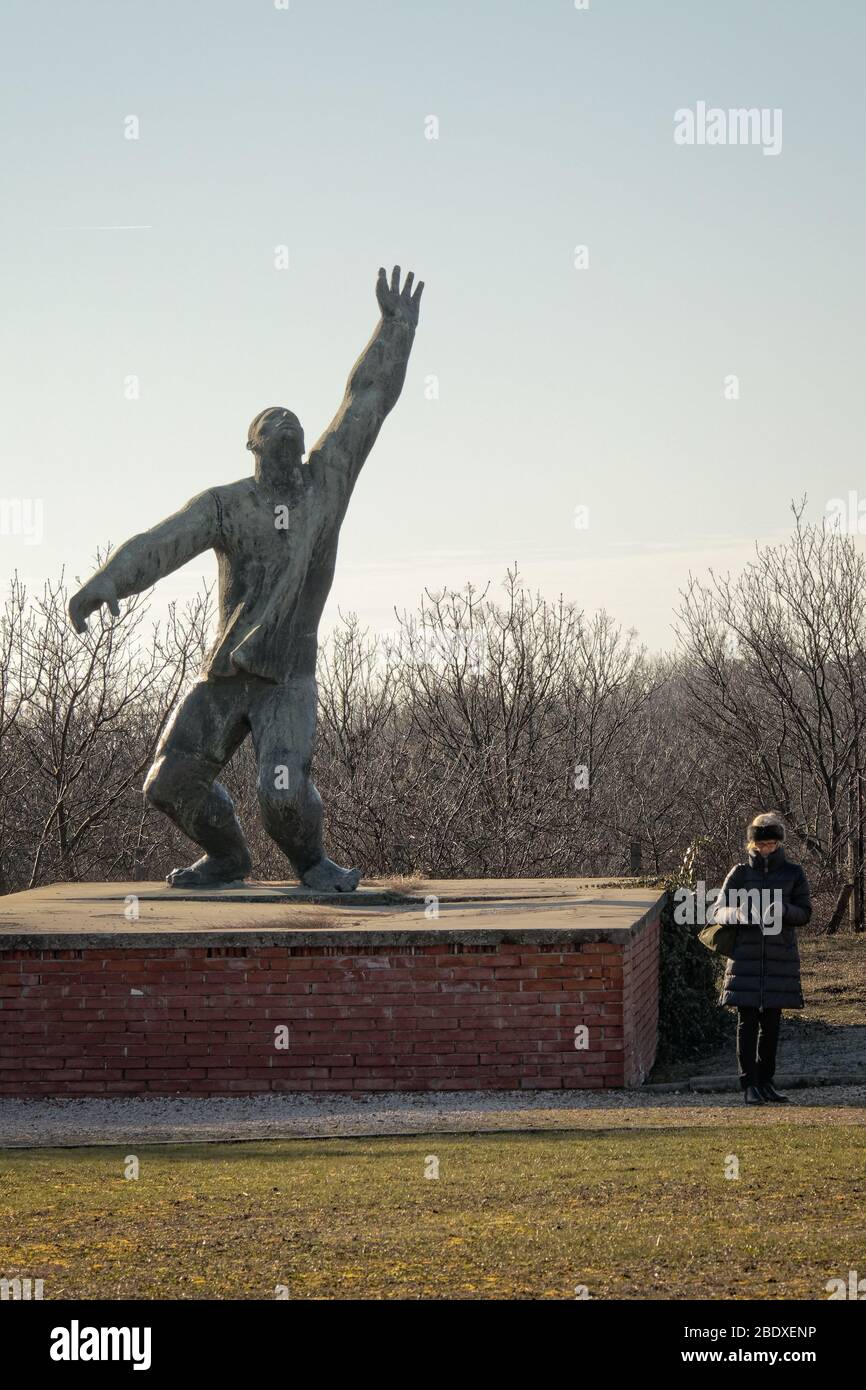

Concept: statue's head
[[246, 407, 306, 479]]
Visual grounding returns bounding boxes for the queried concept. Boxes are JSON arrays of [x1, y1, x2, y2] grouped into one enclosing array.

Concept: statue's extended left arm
[[309, 266, 423, 511]]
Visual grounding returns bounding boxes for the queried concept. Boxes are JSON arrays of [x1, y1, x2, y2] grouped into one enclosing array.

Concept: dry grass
[[1, 1126, 863, 1300]]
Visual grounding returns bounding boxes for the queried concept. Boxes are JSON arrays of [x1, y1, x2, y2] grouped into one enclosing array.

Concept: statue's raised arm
[[309, 266, 423, 512]]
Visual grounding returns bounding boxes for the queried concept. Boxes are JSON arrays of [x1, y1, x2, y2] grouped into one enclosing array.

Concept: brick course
[[0, 920, 661, 1096]]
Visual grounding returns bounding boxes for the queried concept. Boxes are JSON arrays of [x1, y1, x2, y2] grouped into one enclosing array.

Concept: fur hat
[[747, 812, 785, 844]]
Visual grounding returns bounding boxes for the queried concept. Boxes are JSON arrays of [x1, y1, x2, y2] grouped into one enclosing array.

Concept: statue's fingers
[[403, 271, 414, 299], [390, 265, 401, 293], [411, 279, 425, 305], [108, 597, 120, 618], [377, 266, 388, 288]]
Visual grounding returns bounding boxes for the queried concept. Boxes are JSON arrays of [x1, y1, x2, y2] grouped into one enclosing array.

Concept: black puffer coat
[[717, 847, 810, 1009]]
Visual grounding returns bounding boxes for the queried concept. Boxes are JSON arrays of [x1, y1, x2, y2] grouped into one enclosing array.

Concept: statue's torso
[[206, 476, 339, 682]]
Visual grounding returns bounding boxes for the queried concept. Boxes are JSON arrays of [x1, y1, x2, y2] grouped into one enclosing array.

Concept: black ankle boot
[[758, 1083, 789, 1104], [743, 1084, 765, 1105]]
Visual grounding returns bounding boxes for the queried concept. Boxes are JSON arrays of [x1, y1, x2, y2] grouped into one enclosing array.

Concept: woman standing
[[714, 813, 811, 1104]]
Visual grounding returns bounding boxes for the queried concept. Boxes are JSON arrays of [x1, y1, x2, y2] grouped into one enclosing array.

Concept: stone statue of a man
[[68, 266, 423, 892]]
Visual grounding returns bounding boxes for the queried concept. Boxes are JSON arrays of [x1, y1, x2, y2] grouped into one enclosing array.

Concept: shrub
[[654, 870, 731, 1069]]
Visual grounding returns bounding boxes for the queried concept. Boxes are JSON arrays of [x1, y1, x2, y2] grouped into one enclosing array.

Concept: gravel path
[[1, 1083, 864, 1149]]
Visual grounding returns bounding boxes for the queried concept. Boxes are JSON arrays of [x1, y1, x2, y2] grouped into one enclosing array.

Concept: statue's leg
[[251, 674, 361, 892], [143, 678, 252, 888]]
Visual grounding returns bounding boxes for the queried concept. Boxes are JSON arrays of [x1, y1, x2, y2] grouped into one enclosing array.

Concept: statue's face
[[247, 407, 305, 460]]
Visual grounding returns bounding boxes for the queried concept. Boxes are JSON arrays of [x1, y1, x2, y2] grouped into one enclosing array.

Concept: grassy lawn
[[1, 1126, 863, 1300]]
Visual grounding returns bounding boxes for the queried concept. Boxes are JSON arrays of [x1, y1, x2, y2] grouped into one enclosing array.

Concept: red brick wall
[[622, 915, 661, 1086], [0, 931, 660, 1096]]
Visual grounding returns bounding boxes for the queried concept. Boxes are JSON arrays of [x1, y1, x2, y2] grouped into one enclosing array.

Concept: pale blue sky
[[1, 0, 864, 650]]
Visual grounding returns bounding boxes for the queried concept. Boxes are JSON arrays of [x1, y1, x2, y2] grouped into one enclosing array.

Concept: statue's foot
[[166, 852, 251, 889], [301, 857, 362, 893]]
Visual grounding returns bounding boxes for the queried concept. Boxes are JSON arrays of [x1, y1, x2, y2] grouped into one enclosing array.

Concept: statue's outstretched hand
[[376, 265, 423, 325], [68, 576, 121, 634]]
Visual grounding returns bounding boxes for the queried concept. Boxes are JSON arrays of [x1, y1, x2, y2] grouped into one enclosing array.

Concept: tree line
[[2, 510, 864, 932]]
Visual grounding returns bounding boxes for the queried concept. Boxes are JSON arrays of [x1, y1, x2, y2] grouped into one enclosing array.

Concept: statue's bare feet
[[166, 852, 251, 889], [301, 857, 361, 893]]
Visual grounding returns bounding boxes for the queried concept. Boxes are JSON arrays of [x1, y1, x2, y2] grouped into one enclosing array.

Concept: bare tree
[[2, 567, 212, 888], [675, 504, 866, 928], [2, 524, 860, 930]]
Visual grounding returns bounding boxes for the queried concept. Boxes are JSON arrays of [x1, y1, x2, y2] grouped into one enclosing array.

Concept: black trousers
[[736, 1006, 782, 1089]]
